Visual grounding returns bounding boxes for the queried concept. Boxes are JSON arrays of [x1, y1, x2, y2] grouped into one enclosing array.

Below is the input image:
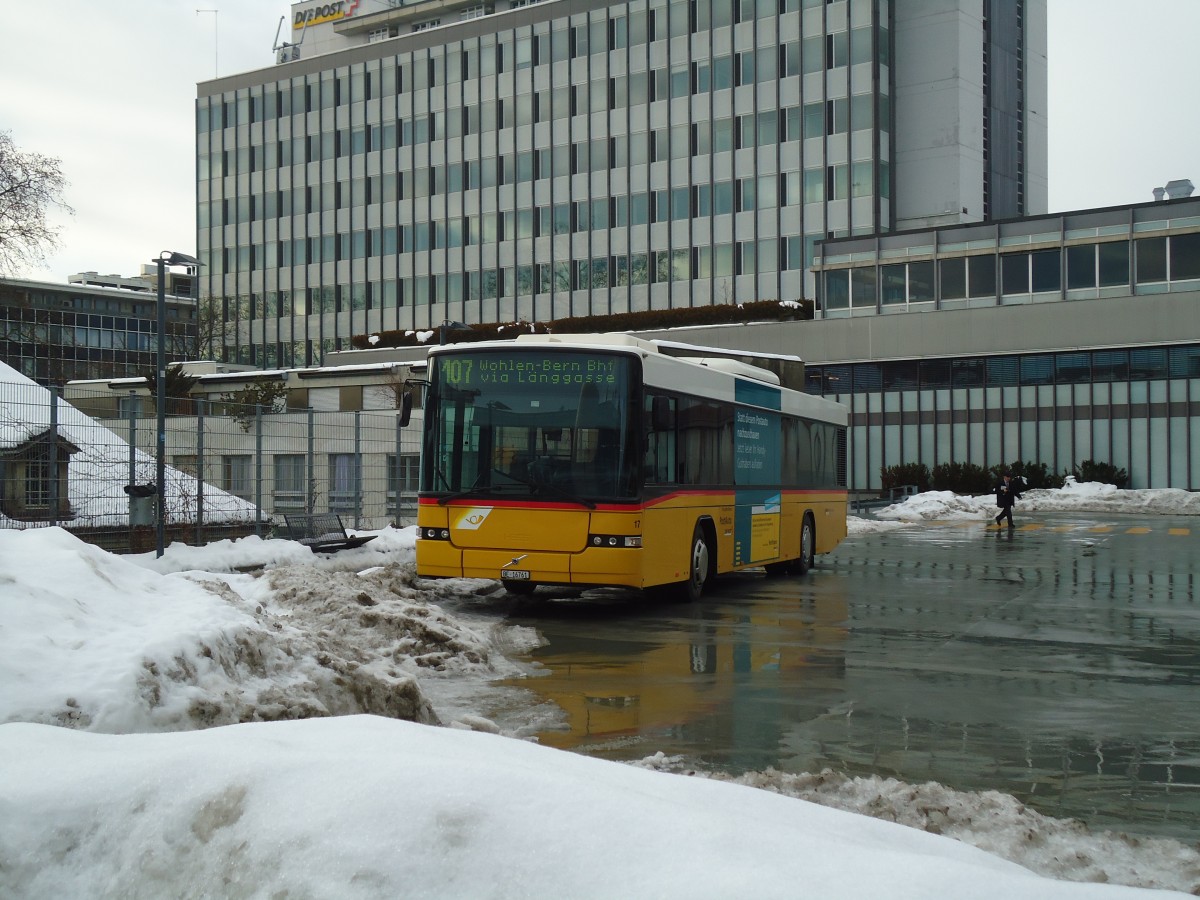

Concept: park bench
[[283, 513, 375, 553]]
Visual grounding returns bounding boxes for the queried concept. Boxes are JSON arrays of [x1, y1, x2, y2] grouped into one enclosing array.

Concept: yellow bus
[[415, 333, 847, 600]]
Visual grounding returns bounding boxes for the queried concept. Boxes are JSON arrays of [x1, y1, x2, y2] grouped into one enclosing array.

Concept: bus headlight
[[421, 528, 451, 541]]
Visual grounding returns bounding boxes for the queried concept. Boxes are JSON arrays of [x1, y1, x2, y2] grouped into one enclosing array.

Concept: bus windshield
[[423, 350, 639, 502]]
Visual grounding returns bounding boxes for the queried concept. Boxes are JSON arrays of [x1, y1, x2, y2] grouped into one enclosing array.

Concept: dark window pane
[[881, 264, 906, 304], [968, 255, 996, 297], [883, 360, 919, 390], [1136, 236, 1167, 282], [1092, 349, 1129, 381], [824, 270, 849, 309], [1055, 352, 1090, 383], [1001, 253, 1028, 294], [908, 260, 934, 302], [1129, 348, 1167, 380], [821, 365, 852, 393], [1170, 232, 1200, 280], [940, 258, 966, 300], [920, 358, 951, 389], [986, 356, 1019, 386], [1030, 249, 1060, 293], [851, 266, 876, 308], [1169, 345, 1200, 378], [1066, 244, 1095, 289], [853, 363, 882, 392], [1020, 354, 1054, 385], [951, 358, 986, 387], [1097, 240, 1129, 286]]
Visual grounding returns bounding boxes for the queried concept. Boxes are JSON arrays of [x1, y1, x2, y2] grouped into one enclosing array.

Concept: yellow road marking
[[1169, 528, 1190, 536], [1018, 523, 1044, 531], [1089, 526, 1112, 533], [1125, 527, 1152, 534]]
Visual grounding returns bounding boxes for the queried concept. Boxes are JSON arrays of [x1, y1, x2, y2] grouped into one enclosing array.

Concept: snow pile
[[0, 526, 538, 734], [0, 716, 1183, 900], [874, 477, 1200, 522], [635, 757, 1200, 895]]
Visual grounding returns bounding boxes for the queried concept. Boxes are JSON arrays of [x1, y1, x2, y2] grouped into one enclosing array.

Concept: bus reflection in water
[[502, 586, 850, 763], [415, 334, 849, 601]]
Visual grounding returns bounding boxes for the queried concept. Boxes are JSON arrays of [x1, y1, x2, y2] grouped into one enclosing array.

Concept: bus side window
[[643, 393, 676, 484]]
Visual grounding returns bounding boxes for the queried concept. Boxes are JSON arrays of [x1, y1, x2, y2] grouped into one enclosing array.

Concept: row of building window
[[822, 234, 1200, 308], [199, 89, 887, 184], [804, 345, 1200, 395], [203, 164, 872, 265], [199, 3, 884, 134], [0, 291, 191, 320], [209, 452, 419, 505], [220, 235, 814, 320]]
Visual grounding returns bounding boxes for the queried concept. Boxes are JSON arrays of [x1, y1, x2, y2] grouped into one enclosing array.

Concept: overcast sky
[[1, 0, 1197, 282]]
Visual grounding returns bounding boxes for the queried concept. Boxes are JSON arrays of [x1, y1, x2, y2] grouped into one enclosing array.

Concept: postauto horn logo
[[294, 0, 360, 29]]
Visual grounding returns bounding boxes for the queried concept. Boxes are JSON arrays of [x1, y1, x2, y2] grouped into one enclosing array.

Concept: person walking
[[993, 471, 1022, 528]]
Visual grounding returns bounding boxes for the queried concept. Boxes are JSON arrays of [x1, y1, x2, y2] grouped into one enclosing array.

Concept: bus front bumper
[[417, 543, 643, 590]]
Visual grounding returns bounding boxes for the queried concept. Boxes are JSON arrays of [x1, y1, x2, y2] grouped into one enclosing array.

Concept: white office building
[[196, 0, 1047, 367]]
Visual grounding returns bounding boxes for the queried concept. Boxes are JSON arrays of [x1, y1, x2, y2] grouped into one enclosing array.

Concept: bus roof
[[428, 333, 807, 390]]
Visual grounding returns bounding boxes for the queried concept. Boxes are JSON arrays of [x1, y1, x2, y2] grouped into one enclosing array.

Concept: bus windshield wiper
[[436, 485, 506, 505], [436, 468, 533, 505], [530, 480, 596, 509]]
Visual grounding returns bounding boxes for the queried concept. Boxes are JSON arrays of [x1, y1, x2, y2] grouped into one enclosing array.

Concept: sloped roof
[[0, 362, 258, 528]]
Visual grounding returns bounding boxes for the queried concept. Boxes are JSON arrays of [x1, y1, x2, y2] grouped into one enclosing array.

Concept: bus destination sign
[[440, 355, 620, 387]]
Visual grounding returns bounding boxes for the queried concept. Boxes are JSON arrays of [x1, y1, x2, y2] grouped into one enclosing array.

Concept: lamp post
[[153, 250, 201, 558]]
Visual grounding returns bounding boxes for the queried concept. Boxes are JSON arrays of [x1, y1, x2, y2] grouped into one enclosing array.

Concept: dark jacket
[[994, 476, 1022, 509]]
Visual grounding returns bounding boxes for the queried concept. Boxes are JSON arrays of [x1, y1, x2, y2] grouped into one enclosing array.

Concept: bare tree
[[0, 131, 73, 276]]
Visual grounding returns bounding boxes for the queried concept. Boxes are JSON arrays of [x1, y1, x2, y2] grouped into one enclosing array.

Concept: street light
[[153, 250, 201, 558]]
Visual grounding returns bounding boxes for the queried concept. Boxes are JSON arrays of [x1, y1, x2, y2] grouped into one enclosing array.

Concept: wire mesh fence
[[1, 377, 421, 553]]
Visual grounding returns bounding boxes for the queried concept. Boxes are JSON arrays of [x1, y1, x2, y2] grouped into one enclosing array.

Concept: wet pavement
[[500, 513, 1200, 841]]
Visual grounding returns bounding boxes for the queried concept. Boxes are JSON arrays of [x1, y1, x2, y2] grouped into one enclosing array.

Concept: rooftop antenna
[[196, 9, 218, 78], [273, 14, 309, 64]]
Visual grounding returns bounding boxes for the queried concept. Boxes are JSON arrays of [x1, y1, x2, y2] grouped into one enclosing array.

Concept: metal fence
[[1, 377, 421, 552]]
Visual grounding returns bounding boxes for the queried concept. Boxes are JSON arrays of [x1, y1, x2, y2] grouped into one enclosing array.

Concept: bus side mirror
[[652, 396, 672, 430], [398, 391, 413, 427]]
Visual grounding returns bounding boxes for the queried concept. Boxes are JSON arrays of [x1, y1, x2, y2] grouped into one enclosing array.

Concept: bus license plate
[[501, 569, 530, 580]]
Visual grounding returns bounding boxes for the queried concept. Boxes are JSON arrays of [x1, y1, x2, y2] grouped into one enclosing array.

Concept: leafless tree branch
[[0, 131, 74, 276]]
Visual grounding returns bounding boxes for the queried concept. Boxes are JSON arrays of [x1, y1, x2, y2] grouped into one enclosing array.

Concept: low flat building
[[0, 273, 198, 387], [632, 194, 1200, 490]]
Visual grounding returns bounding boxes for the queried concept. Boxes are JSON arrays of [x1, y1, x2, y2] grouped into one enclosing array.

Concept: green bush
[[880, 463, 931, 494], [1072, 460, 1128, 488], [990, 461, 1064, 490], [931, 461, 994, 494]]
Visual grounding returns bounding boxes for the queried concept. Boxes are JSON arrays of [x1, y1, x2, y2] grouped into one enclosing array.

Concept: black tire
[[794, 515, 815, 575], [502, 580, 537, 595], [680, 522, 712, 602]]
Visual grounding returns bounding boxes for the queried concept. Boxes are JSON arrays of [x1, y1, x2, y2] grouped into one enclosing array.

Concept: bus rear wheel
[[794, 515, 815, 575], [680, 522, 711, 602]]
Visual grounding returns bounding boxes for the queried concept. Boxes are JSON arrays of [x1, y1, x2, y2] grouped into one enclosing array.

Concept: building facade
[[196, 0, 1046, 367], [0, 274, 198, 387], [627, 195, 1200, 491]]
